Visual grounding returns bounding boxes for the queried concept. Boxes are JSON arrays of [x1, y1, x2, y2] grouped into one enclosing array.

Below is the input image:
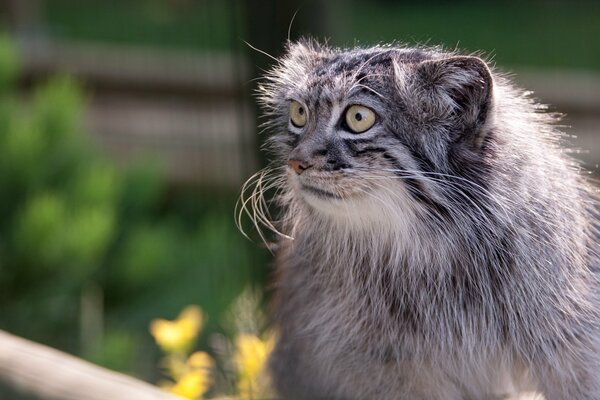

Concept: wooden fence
[[15, 37, 600, 188]]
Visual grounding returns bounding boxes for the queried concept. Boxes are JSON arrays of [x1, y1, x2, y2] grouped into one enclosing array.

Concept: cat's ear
[[415, 56, 494, 143]]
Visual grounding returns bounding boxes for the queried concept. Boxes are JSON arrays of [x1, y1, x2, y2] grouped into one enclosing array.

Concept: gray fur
[[245, 39, 600, 400]]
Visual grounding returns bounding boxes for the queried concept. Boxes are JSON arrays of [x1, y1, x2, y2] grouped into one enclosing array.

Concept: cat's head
[[257, 40, 495, 224]]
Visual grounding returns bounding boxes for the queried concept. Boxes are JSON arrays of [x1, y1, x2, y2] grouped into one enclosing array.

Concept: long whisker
[[287, 8, 300, 42], [355, 167, 515, 220], [366, 177, 520, 265], [235, 166, 292, 250], [254, 172, 287, 235], [356, 172, 512, 229], [350, 52, 388, 83], [347, 72, 393, 99], [244, 40, 279, 63], [353, 169, 553, 250], [352, 84, 387, 100], [235, 170, 264, 239]]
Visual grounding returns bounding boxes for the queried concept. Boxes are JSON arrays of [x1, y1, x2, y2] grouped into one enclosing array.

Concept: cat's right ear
[[417, 56, 492, 117], [410, 56, 495, 147]]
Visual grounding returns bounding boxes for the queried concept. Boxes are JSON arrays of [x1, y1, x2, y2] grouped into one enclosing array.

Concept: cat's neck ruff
[[285, 187, 438, 269]]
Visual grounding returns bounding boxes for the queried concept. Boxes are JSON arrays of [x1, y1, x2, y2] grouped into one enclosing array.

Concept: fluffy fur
[[241, 40, 600, 400]]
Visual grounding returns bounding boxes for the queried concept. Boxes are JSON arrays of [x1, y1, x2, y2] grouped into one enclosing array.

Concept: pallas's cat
[[242, 40, 600, 400]]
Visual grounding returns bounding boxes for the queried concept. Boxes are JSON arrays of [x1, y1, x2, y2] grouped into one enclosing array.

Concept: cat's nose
[[288, 159, 312, 174]]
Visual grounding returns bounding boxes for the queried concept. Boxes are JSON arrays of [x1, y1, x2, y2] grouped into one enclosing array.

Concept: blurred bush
[[0, 36, 265, 377]]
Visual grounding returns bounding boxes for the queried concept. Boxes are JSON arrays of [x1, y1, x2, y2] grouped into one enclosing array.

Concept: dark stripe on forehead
[[316, 50, 393, 76], [316, 95, 333, 111], [313, 85, 323, 104]]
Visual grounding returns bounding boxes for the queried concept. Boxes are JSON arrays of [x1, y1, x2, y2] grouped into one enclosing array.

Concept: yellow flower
[[234, 333, 276, 399], [160, 351, 215, 399], [170, 370, 211, 400], [187, 351, 214, 370], [150, 305, 203, 354]]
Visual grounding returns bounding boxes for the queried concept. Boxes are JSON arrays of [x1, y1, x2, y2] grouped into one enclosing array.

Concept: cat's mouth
[[289, 170, 364, 201], [299, 183, 343, 199]]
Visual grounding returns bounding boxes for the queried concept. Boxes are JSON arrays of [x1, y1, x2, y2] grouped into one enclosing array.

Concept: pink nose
[[288, 159, 312, 174]]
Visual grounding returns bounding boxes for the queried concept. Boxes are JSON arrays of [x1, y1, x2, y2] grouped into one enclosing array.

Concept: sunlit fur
[[239, 39, 600, 400]]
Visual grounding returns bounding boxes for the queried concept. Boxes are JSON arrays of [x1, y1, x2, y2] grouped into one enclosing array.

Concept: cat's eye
[[345, 105, 376, 134], [290, 101, 307, 128]]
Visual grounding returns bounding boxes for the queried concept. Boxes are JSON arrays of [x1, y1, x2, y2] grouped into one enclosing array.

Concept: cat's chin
[[299, 183, 345, 200], [296, 186, 416, 228], [289, 170, 417, 224], [289, 170, 359, 199], [291, 178, 365, 217], [301, 192, 416, 232], [298, 186, 355, 213]]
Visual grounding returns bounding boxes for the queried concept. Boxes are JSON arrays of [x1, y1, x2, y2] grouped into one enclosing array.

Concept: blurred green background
[[0, 0, 598, 389]]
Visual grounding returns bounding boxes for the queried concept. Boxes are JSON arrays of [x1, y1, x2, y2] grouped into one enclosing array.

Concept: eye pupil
[[298, 107, 304, 115], [355, 113, 362, 121]]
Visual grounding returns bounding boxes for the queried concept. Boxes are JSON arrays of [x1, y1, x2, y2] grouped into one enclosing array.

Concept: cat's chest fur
[[274, 235, 524, 399]]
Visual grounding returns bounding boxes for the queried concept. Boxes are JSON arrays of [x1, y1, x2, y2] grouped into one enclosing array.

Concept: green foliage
[[32, 77, 83, 144], [0, 36, 18, 90], [115, 223, 179, 286], [0, 37, 265, 375], [87, 329, 138, 373], [0, 62, 121, 349]]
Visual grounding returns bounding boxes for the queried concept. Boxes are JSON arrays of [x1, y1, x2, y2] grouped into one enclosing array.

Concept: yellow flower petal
[[149, 305, 204, 354], [150, 319, 188, 353], [234, 334, 267, 379], [234, 333, 276, 399], [170, 370, 212, 400], [178, 305, 203, 331], [162, 355, 188, 380], [187, 351, 214, 370]]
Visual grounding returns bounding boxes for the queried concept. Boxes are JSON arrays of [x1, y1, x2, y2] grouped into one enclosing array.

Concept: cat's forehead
[[315, 50, 391, 76], [287, 47, 432, 102], [313, 48, 430, 77]]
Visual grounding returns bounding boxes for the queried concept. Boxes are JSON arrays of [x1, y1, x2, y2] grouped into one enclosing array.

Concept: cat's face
[[259, 41, 493, 220]]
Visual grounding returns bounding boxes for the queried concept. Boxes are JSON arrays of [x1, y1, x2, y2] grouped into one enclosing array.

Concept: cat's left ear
[[415, 56, 494, 144]]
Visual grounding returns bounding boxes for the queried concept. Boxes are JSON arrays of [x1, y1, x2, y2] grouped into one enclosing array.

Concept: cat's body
[[251, 41, 600, 400]]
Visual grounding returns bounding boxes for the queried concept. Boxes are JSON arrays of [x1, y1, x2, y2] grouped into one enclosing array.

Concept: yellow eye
[[345, 105, 376, 133], [290, 101, 307, 128]]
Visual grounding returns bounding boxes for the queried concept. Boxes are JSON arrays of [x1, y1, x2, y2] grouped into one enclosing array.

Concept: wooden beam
[[16, 37, 247, 98], [0, 330, 183, 400]]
